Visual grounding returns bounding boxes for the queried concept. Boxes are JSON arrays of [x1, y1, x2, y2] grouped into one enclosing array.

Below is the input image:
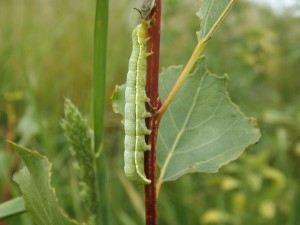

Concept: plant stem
[[155, 38, 209, 196], [157, 0, 236, 117], [93, 0, 110, 224], [157, 39, 208, 118], [145, 0, 162, 225], [94, 0, 107, 152]]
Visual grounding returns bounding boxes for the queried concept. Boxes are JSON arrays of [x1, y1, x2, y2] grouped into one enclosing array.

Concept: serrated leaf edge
[[158, 61, 261, 182], [10, 142, 82, 225]]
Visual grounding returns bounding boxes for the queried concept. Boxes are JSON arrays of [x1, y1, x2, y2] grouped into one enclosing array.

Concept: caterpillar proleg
[[124, 21, 151, 184]]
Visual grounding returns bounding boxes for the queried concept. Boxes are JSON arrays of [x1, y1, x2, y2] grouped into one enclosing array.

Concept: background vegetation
[[0, 0, 299, 224]]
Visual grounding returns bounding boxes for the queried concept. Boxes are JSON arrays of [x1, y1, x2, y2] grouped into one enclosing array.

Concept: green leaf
[[157, 58, 260, 182], [10, 142, 81, 225], [93, 0, 108, 153], [197, 0, 236, 41], [111, 58, 260, 183], [0, 197, 26, 219], [111, 84, 126, 116]]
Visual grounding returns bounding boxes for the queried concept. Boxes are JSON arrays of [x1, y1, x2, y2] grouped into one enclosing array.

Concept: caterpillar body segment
[[124, 21, 151, 185]]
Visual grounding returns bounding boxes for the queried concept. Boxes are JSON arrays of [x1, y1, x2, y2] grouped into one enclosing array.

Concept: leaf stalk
[[157, 39, 208, 118]]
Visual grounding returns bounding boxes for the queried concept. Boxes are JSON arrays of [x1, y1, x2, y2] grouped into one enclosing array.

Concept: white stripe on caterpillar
[[124, 21, 151, 184]]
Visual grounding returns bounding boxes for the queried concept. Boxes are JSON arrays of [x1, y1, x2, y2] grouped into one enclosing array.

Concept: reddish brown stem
[[144, 1, 161, 225]]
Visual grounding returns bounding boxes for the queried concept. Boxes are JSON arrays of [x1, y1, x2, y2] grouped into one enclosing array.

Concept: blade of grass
[[94, 0, 108, 151], [0, 197, 26, 219], [93, 0, 110, 224]]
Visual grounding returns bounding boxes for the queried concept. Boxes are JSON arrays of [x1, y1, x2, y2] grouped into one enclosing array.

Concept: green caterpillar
[[124, 21, 151, 184]]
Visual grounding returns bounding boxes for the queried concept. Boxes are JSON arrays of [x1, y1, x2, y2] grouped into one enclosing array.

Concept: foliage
[[0, 0, 300, 225], [0, 197, 25, 220], [112, 57, 260, 185], [61, 99, 96, 224], [156, 58, 259, 183], [11, 143, 80, 225]]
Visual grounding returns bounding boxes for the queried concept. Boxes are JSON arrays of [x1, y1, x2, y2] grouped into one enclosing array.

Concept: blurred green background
[[0, 0, 300, 224]]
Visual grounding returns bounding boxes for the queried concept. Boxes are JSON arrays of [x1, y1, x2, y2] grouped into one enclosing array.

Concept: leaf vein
[[174, 117, 239, 155], [185, 90, 224, 131], [165, 144, 245, 181], [159, 73, 206, 180]]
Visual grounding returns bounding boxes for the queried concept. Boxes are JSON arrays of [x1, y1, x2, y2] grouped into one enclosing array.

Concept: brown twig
[[144, 0, 161, 225]]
